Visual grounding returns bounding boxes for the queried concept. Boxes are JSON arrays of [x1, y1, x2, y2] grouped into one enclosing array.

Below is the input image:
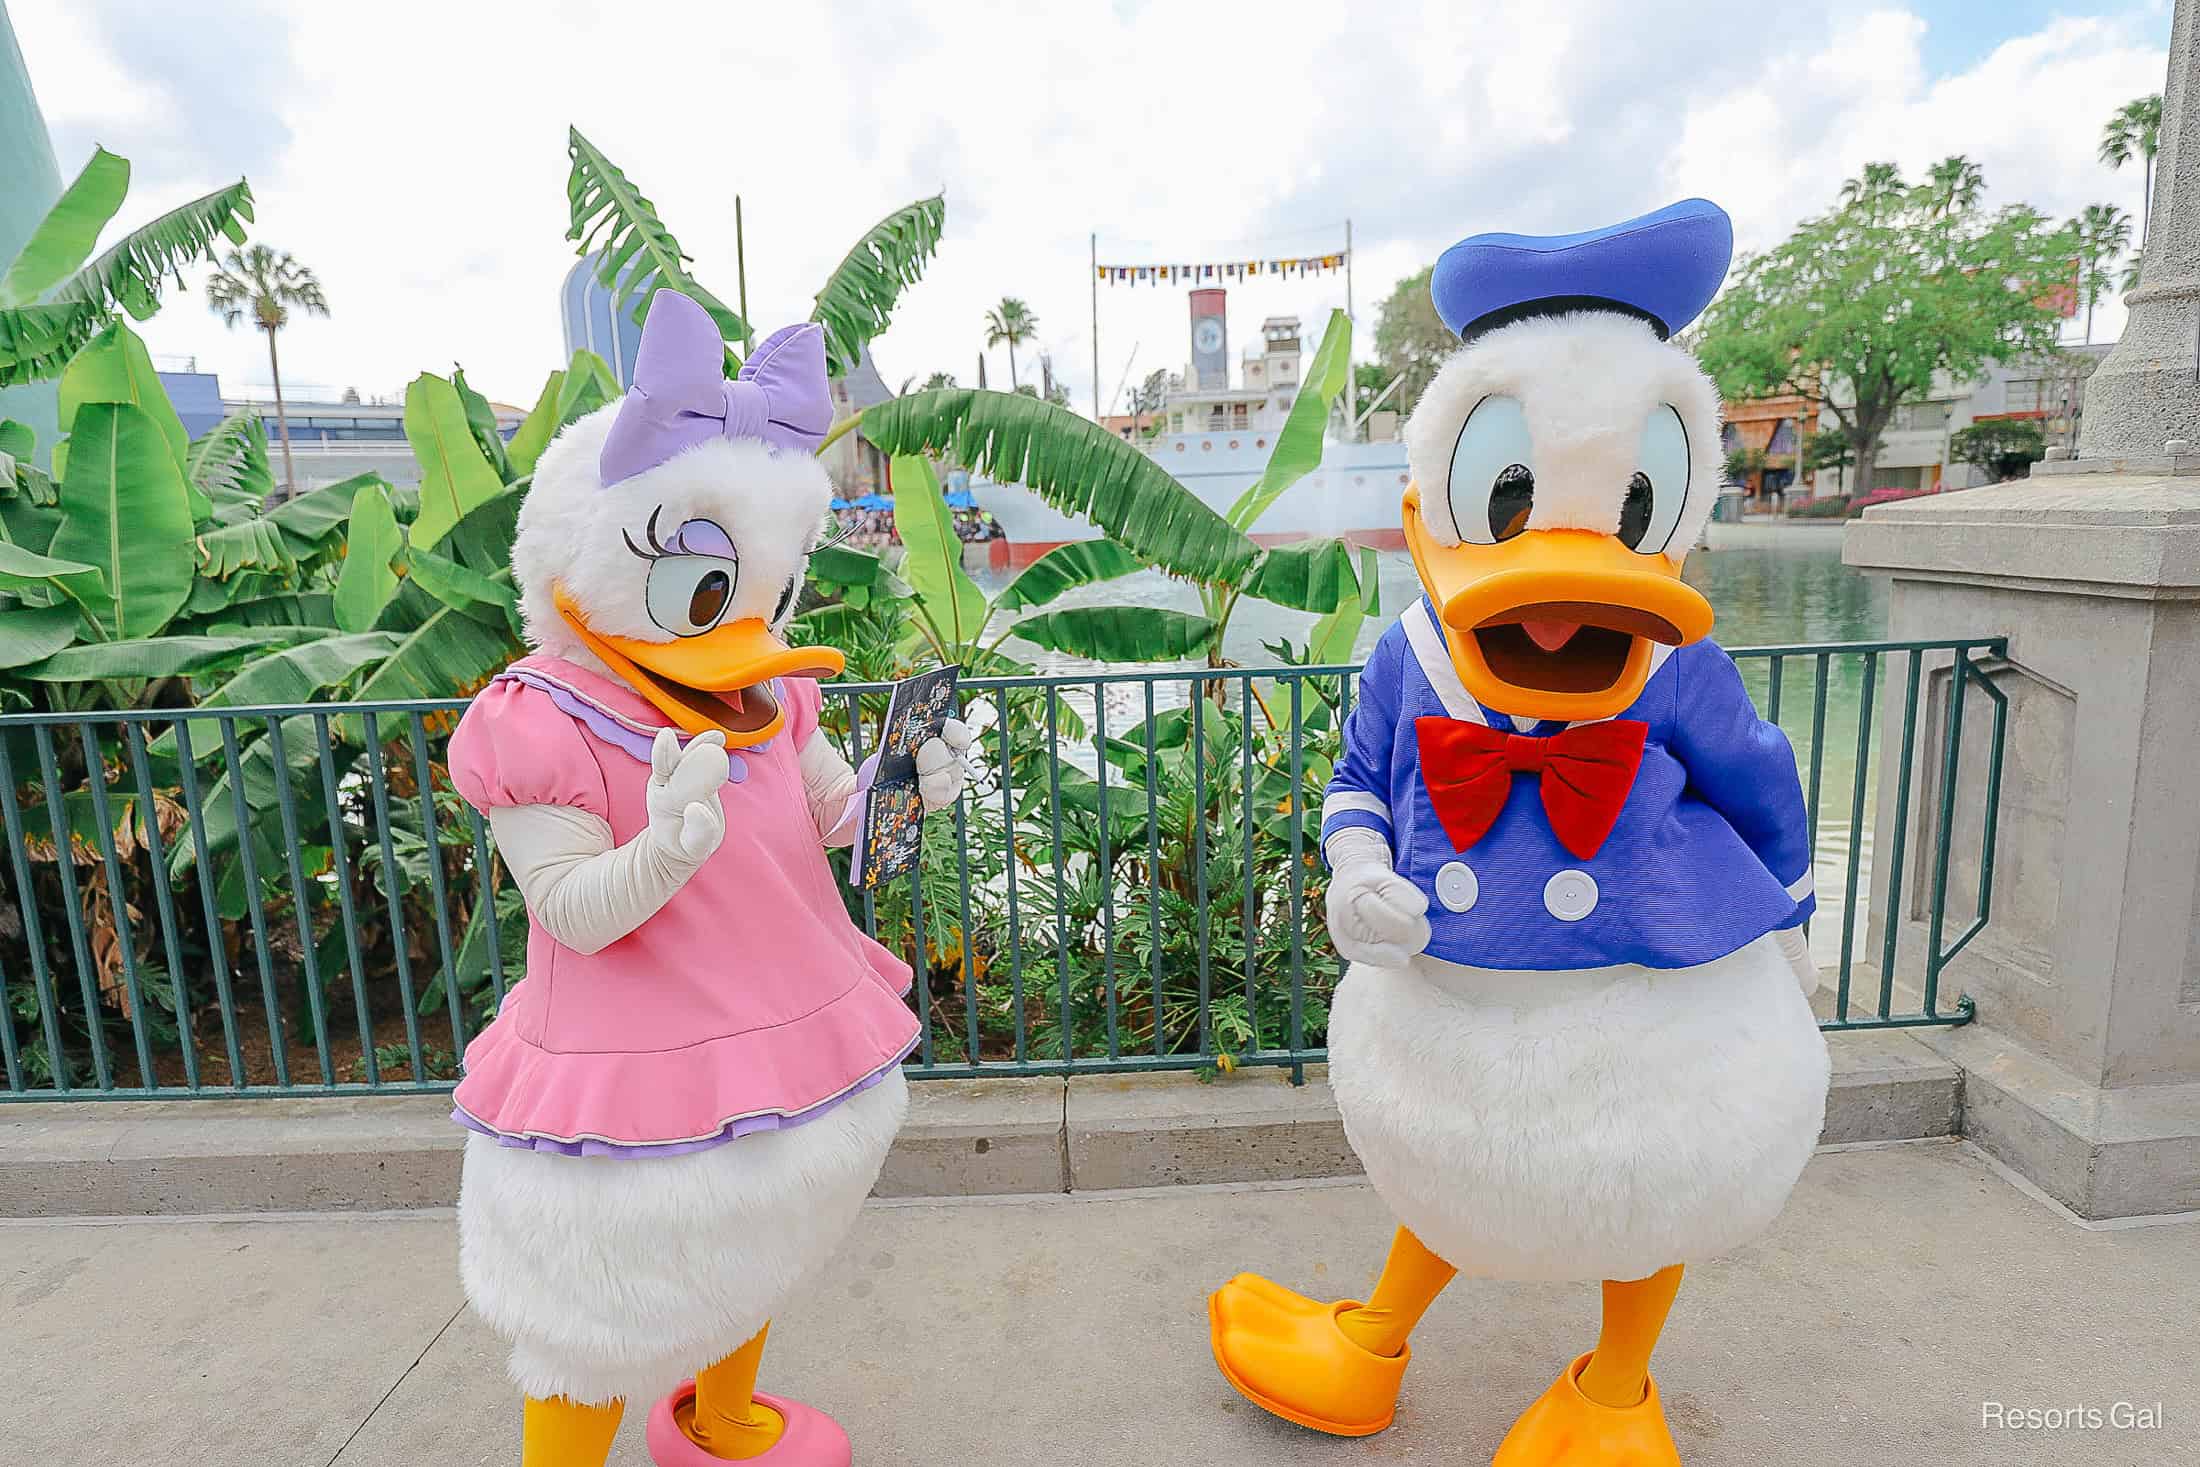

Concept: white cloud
[[1665, 9, 2168, 343], [8, 0, 2172, 409]]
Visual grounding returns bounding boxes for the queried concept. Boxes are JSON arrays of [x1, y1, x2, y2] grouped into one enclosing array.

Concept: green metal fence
[[0, 638, 2005, 1101]]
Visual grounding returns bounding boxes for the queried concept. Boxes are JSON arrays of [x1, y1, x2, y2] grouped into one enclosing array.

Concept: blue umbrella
[[856, 493, 894, 510], [943, 488, 978, 508], [828, 497, 853, 511]]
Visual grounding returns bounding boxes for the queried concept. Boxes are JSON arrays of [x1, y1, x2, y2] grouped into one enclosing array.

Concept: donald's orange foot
[[1491, 1353, 1682, 1467], [1207, 1273, 1410, 1436]]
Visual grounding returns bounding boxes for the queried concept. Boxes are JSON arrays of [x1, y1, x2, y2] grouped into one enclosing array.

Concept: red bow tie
[[1414, 716, 1648, 860]]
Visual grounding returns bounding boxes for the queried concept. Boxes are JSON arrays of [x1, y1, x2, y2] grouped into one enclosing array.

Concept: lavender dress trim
[[451, 1032, 917, 1159], [492, 665, 775, 780]]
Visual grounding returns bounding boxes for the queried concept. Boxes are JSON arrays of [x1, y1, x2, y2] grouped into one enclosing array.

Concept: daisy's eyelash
[[621, 505, 674, 562]]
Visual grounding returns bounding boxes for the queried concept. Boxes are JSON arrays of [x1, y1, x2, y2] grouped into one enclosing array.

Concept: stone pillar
[[2078, 0, 2199, 458], [1845, 462, 2200, 1220]]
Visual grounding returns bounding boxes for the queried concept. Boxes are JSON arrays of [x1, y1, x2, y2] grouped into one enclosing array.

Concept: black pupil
[[1489, 464, 1535, 541], [689, 569, 731, 626], [1618, 472, 1655, 549], [774, 577, 799, 624]]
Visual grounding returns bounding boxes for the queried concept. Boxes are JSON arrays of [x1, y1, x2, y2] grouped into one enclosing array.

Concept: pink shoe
[[645, 1379, 852, 1467]]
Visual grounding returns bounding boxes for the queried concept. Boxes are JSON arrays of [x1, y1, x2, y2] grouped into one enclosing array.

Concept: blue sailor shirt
[[1322, 599, 1815, 972]]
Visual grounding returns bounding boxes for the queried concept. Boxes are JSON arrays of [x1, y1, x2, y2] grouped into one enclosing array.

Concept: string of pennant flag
[[1097, 252, 1348, 286]]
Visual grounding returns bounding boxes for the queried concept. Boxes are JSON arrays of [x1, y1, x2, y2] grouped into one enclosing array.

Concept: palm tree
[[984, 297, 1037, 389], [2074, 203, 2133, 345], [206, 244, 330, 494], [1920, 155, 1983, 216], [2099, 94, 2163, 251]]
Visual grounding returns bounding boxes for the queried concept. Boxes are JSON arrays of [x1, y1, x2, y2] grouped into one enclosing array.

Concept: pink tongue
[[1522, 619, 1581, 652]]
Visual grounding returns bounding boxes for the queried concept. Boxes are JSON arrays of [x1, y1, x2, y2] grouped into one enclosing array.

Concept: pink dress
[[446, 653, 919, 1153]]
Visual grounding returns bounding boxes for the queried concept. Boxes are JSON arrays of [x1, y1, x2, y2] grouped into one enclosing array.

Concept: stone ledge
[[1911, 1023, 2200, 1220], [0, 1031, 1963, 1217]]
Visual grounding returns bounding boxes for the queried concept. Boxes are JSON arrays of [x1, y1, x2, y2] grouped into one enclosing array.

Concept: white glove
[[1774, 924, 1818, 996], [915, 718, 977, 814], [646, 726, 728, 864], [1322, 827, 1431, 968]]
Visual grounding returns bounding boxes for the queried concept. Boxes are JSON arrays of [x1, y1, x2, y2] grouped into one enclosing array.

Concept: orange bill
[[554, 583, 843, 745], [1402, 485, 1713, 722]]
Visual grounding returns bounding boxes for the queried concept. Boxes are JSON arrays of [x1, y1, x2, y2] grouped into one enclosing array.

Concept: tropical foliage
[[0, 146, 253, 389], [1696, 157, 2080, 495], [205, 244, 331, 492], [2072, 203, 2132, 346], [983, 297, 1038, 389], [1948, 419, 2047, 483], [1370, 264, 1453, 416], [2099, 93, 2163, 253]]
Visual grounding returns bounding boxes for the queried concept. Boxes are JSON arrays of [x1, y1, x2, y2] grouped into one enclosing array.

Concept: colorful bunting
[[1096, 248, 1349, 286]]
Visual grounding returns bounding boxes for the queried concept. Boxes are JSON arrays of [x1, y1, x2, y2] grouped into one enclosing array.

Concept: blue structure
[[560, 253, 647, 388], [158, 370, 228, 440]]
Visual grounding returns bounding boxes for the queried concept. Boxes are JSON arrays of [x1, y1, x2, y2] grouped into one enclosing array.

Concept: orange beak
[[553, 583, 843, 745], [1402, 485, 1713, 722]]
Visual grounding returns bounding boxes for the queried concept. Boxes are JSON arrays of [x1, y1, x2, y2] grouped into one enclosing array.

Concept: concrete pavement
[[5, 1140, 2194, 1467]]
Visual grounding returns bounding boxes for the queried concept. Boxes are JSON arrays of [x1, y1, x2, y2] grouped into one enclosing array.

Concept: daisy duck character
[[1208, 200, 1830, 1465], [446, 290, 973, 1467]]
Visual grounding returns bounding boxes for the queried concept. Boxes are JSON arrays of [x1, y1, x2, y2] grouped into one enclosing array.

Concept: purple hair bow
[[598, 289, 831, 486]]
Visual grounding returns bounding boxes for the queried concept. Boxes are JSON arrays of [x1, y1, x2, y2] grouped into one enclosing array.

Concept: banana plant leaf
[[19, 630, 320, 682], [1241, 536, 1358, 612], [49, 402, 196, 639], [1225, 308, 1352, 532], [404, 372, 505, 551], [185, 411, 275, 520], [451, 366, 513, 484], [1307, 545, 1381, 664], [806, 543, 908, 612], [407, 545, 520, 637], [993, 539, 1143, 612], [164, 711, 321, 880], [194, 517, 293, 581], [0, 147, 131, 307], [1009, 606, 1218, 662], [0, 539, 103, 608], [265, 471, 379, 552], [175, 590, 336, 635], [862, 391, 1258, 585], [810, 195, 945, 377], [0, 176, 253, 385], [58, 321, 203, 519], [887, 456, 988, 655], [554, 350, 620, 427], [175, 631, 407, 729], [351, 581, 522, 714], [505, 369, 565, 479], [0, 602, 81, 669], [565, 127, 748, 349], [334, 481, 403, 633]]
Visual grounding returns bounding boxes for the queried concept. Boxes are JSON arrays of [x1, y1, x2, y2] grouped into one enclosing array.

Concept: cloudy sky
[[10, 0, 2174, 412]]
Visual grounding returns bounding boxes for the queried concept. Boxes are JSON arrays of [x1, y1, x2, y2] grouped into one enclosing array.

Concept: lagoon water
[[971, 522, 1889, 970]]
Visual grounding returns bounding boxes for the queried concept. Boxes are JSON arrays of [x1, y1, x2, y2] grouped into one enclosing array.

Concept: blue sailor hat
[[1430, 198, 1734, 344]]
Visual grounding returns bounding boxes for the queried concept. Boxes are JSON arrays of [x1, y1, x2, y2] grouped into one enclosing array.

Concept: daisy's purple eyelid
[[661, 517, 737, 559]]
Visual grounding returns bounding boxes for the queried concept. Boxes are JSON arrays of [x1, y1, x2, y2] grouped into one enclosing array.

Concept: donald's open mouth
[[1470, 601, 1683, 696]]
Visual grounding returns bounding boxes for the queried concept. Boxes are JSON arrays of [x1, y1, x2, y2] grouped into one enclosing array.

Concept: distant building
[[1719, 344, 2111, 504], [561, 254, 645, 387], [1156, 302, 1304, 435], [157, 366, 523, 493]]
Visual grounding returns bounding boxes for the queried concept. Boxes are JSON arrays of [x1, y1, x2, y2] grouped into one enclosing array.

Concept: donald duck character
[[446, 289, 972, 1467], [1207, 200, 1828, 1465]]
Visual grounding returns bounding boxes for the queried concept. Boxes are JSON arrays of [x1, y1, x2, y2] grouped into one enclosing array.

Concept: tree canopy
[[1948, 418, 2046, 482], [1371, 265, 1454, 416], [1695, 157, 2078, 495]]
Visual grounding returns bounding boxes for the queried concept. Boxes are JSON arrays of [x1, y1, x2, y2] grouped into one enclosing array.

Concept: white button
[[1434, 860, 1478, 913], [1543, 869, 1599, 922]]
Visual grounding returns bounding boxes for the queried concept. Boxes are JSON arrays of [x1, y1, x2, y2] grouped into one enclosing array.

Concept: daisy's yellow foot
[[1492, 1353, 1683, 1467], [1207, 1274, 1409, 1436]]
